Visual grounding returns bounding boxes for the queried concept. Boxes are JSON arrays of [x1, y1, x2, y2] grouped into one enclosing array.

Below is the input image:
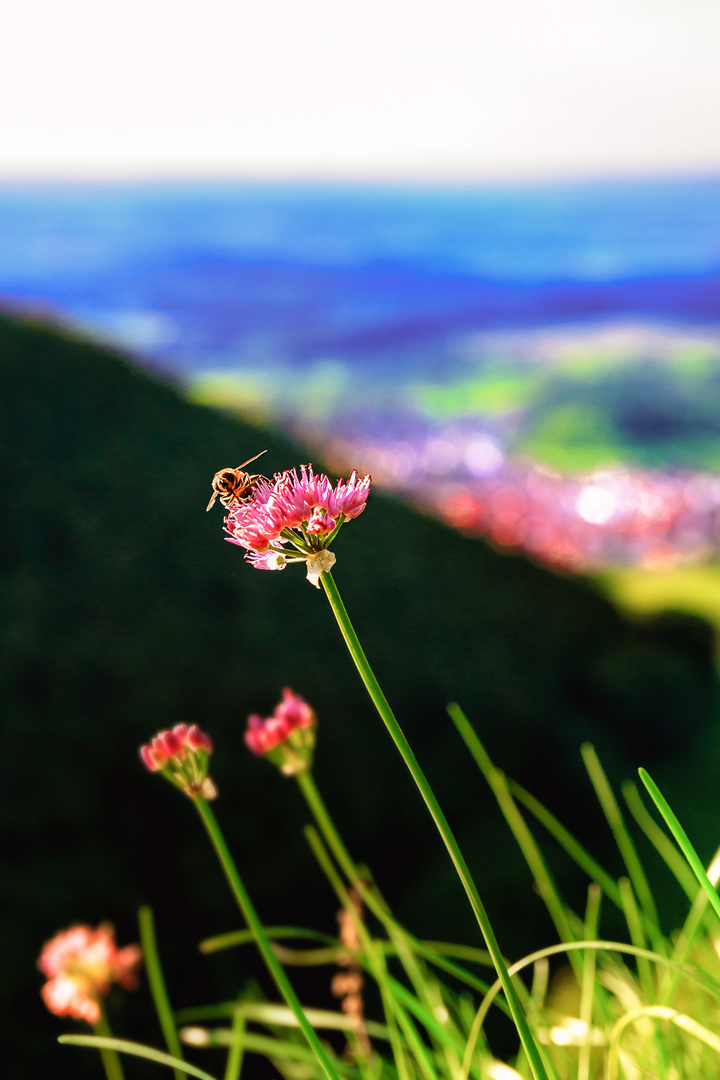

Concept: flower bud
[[139, 745, 164, 772], [307, 507, 336, 535], [160, 729, 183, 758], [187, 724, 212, 752], [140, 724, 216, 799], [245, 689, 317, 775]]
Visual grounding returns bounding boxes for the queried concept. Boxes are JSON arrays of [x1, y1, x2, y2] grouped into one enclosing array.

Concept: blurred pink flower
[[245, 688, 317, 775], [38, 923, 141, 1025]]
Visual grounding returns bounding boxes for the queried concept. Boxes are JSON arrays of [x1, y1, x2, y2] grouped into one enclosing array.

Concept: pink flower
[[326, 470, 373, 520], [245, 688, 317, 775], [245, 548, 288, 571], [307, 507, 336, 535], [221, 463, 371, 585], [223, 476, 289, 553], [139, 723, 216, 799], [38, 923, 141, 1025]]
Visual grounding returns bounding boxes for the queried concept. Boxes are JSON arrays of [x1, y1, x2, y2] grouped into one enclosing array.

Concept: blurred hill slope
[[1, 311, 718, 1076]]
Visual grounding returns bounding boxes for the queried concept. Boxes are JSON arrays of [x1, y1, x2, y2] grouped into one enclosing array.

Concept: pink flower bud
[[187, 725, 212, 753], [244, 689, 317, 773], [245, 729, 264, 756], [279, 688, 316, 729], [160, 730, 182, 758], [140, 725, 215, 798], [139, 745, 163, 771], [266, 715, 290, 748], [172, 723, 190, 745], [307, 507, 336, 535]]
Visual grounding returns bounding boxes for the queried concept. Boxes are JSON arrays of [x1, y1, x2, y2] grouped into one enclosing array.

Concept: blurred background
[[3, 1, 720, 1076]]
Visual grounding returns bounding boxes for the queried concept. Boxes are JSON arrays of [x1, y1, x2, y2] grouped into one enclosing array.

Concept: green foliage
[[516, 360, 720, 472], [82, 724, 720, 1080], [411, 371, 537, 420], [1, 312, 719, 1076], [400, 350, 720, 473]]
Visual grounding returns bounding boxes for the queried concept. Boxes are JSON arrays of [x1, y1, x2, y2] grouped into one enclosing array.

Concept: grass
[[65, 705, 720, 1080]]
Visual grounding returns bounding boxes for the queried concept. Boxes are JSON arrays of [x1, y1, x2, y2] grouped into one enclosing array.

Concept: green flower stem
[[192, 798, 342, 1080], [138, 905, 185, 1080], [295, 769, 361, 888], [93, 1008, 125, 1080], [298, 768, 463, 1020], [319, 569, 548, 1080], [296, 733, 503, 1006]]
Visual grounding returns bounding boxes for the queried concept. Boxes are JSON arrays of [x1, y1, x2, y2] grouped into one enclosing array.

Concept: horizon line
[[1, 163, 720, 190]]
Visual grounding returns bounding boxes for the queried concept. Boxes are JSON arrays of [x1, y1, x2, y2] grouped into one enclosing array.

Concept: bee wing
[[206, 490, 218, 512], [237, 450, 267, 470]]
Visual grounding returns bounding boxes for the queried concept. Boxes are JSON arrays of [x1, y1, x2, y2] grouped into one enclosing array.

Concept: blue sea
[[0, 177, 719, 389]]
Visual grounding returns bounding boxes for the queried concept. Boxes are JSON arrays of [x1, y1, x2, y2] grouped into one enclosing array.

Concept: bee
[[206, 451, 268, 512]]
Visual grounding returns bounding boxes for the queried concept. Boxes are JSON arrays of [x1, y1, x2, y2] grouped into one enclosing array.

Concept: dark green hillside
[[1, 312, 718, 1077]]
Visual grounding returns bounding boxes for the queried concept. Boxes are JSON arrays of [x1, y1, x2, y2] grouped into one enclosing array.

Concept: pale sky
[[2, 0, 720, 180]]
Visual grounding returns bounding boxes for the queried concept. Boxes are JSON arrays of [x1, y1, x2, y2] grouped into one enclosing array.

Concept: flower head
[[222, 464, 371, 587], [245, 688, 317, 775], [140, 723, 217, 799], [38, 923, 141, 1024]]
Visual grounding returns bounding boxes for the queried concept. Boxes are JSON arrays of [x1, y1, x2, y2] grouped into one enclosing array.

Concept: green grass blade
[[321, 576, 548, 1080], [420, 942, 491, 967], [622, 781, 699, 901], [297, 767, 504, 1028], [508, 781, 623, 906], [297, 769, 499, 1008], [180, 1008, 391, 1039], [387, 976, 470, 1065], [200, 927, 337, 953], [305, 824, 462, 1080], [303, 825, 412, 1049], [384, 987, 440, 1080], [58, 1035, 218, 1080], [139, 905, 185, 1079], [175, 1001, 390, 1037], [92, 1009, 125, 1080], [381, 921, 471, 1079], [180, 1028, 359, 1077], [665, 845, 720, 1006], [449, 705, 579, 960], [296, 770, 368, 892], [194, 799, 342, 1080], [578, 885, 601, 1080], [369, 945, 415, 1080], [477, 937, 720, 1036], [176, 1002, 245, 1024], [639, 768, 720, 924], [582, 744, 661, 947], [401, 942, 500, 1006], [223, 1010, 245, 1080], [607, 1005, 720, 1079], [617, 877, 654, 1002]]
